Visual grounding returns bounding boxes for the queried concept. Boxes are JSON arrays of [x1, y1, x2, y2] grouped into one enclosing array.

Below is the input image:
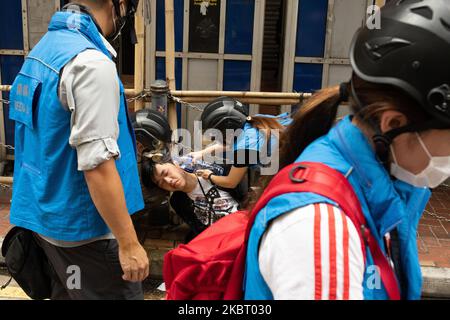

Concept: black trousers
[[170, 191, 207, 237], [34, 235, 144, 300]]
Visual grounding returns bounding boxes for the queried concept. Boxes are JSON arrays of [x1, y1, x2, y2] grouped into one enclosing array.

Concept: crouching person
[[7, 0, 148, 299], [142, 158, 240, 239]]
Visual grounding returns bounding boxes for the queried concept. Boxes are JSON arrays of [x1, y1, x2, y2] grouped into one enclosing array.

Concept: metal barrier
[[2, 84, 311, 110]]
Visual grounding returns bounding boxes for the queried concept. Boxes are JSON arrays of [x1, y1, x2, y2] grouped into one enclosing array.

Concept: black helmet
[[133, 109, 172, 149], [133, 110, 171, 192], [201, 97, 249, 133], [350, 0, 450, 128]]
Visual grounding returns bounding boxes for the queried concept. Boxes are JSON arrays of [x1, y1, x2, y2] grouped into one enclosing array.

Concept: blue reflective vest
[[244, 116, 430, 300], [8, 12, 144, 241]]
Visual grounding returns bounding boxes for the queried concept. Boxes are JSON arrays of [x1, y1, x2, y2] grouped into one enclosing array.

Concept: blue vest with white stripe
[[9, 12, 144, 241], [244, 116, 430, 300]]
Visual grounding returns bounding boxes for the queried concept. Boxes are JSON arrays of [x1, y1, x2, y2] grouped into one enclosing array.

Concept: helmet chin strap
[[108, 0, 126, 42], [109, 16, 127, 42], [350, 79, 391, 165], [108, 0, 138, 44], [350, 79, 406, 167]]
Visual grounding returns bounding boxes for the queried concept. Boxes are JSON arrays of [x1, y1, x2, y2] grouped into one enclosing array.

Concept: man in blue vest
[[8, 0, 148, 299]]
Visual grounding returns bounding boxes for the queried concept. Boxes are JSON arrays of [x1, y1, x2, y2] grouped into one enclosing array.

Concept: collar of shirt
[[99, 34, 117, 58]]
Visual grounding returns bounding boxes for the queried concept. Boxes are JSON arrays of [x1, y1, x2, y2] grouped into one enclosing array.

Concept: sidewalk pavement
[[0, 186, 449, 298], [417, 185, 450, 269], [0, 272, 166, 300]]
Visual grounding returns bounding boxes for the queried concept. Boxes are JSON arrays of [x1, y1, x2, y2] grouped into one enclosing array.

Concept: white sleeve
[[258, 203, 365, 300], [59, 49, 121, 171]]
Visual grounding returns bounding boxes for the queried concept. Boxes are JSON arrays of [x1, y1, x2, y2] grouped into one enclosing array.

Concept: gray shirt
[[60, 35, 121, 171], [39, 34, 120, 247]]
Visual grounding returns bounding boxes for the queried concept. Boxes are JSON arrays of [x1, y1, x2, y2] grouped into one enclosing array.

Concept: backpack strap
[[246, 162, 401, 300]]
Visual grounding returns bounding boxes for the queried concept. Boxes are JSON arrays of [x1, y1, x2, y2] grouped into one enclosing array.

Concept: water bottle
[[172, 155, 196, 173], [194, 160, 225, 176], [173, 155, 225, 176]]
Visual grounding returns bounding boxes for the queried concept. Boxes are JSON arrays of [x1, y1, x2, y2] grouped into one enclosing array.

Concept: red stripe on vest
[[341, 211, 350, 300], [314, 203, 322, 300], [327, 205, 337, 300]]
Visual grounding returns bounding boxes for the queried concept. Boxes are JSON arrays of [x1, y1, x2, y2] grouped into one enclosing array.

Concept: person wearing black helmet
[[131, 109, 174, 229], [133, 109, 173, 159], [134, 110, 243, 241], [6, 0, 148, 299], [244, 1, 450, 300], [197, 96, 291, 190], [141, 157, 241, 240]]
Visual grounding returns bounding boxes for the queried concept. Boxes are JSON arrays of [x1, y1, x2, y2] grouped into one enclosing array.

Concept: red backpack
[[163, 162, 401, 300]]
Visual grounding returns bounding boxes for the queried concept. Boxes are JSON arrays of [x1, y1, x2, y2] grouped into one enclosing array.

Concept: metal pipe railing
[[0, 176, 12, 185], [171, 90, 309, 99], [3, 86, 310, 106]]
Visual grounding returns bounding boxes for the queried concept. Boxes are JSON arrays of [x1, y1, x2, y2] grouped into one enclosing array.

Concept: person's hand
[[187, 151, 204, 163], [197, 169, 213, 180], [118, 241, 150, 282]]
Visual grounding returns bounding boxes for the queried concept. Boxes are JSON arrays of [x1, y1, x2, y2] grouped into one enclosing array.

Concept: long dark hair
[[248, 116, 285, 142], [279, 74, 430, 170]]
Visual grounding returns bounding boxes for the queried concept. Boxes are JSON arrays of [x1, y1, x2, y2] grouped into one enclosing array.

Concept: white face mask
[[390, 133, 450, 189]]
